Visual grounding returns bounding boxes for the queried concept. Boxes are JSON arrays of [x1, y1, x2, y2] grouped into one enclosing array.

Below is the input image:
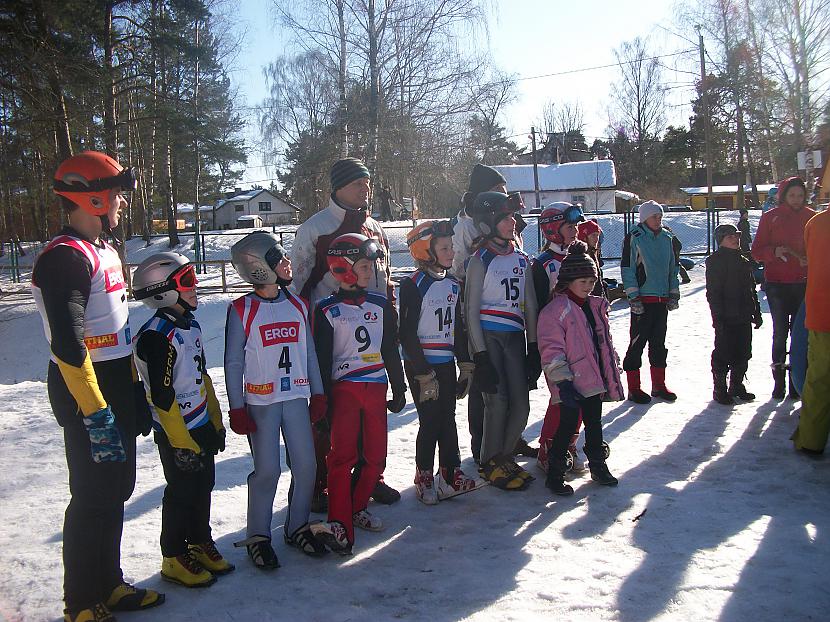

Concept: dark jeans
[[545, 394, 605, 486], [712, 321, 752, 373], [156, 427, 215, 557], [468, 389, 484, 462], [48, 358, 137, 613], [623, 302, 669, 371], [765, 282, 806, 367], [405, 361, 461, 471]]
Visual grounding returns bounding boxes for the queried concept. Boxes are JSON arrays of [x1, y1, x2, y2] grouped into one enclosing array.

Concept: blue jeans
[[764, 282, 806, 367]]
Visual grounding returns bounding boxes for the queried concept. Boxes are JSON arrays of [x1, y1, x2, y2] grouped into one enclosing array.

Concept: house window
[[234, 203, 244, 212], [571, 195, 586, 206], [259, 201, 272, 212]]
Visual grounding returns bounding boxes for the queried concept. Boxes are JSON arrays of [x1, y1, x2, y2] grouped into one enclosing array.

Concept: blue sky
[[230, 0, 697, 186]]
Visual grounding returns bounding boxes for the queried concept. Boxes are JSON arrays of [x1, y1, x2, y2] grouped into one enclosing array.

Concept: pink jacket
[[538, 293, 624, 403]]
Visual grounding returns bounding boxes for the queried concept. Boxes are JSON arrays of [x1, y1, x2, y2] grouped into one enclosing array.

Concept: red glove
[[229, 406, 257, 435], [309, 394, 329, 424]]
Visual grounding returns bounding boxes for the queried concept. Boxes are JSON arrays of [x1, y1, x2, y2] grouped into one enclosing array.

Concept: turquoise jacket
[[621, 224, 680, 299]]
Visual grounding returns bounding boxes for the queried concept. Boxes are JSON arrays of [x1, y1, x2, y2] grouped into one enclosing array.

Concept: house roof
[[680, 184, 776, 195], [493, 160, 617, 192], [220, 189, 302, 211]]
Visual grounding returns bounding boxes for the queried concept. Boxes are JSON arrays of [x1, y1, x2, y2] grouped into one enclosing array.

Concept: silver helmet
[[132, 252, 192, 309], [231, 231, 290, 285]]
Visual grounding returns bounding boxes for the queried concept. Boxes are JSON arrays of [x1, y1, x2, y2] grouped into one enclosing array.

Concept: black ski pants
[[711, 321, 752, 374], [765, 282, 806, 368], [156, 427, 215, 557], [623, 302, 669, 371], [405, 361, 461, 471], [48, 358, 137, 614], [545, 394, 605, 487]]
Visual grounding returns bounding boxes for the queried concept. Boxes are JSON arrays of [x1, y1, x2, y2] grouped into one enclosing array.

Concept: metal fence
[[0, 209, 747, 298]]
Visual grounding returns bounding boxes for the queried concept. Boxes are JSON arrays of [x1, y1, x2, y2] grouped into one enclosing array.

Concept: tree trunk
[[103, 1, 118, 155], [366, 0, 380, 179], [337, 0, 348, 156]]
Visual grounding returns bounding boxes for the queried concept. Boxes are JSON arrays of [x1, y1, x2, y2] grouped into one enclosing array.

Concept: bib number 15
[[500, 277, 520, 301]]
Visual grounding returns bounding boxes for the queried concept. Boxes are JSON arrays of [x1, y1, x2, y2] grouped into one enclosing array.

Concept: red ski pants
[[539, 401, 582, 449], [326, 381, 388, 543]]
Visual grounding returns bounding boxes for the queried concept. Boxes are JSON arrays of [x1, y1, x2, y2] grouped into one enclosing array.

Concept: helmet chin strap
[[100, 215, 123, 249], [177, 293, 196, 312], [276, 276, 293, 287]]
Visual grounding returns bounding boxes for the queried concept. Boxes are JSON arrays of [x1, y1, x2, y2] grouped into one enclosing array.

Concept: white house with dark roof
[[494, 160, 618, 213], [212, 189, 302, 229]]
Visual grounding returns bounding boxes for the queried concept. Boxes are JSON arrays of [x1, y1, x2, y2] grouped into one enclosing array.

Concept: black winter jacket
[[705, 246, 761, 325]]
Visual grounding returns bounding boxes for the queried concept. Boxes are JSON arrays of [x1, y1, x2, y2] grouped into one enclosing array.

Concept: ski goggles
[[507, 192, 525, 212], [407, 220, 454, 246], [54, 167, 137, 193], [170, 264, 197, 291], [539, 204, 585, 226], [264, 243, 289, 270]]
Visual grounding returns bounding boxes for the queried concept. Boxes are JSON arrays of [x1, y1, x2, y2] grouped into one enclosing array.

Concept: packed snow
[[1, 215, 828, 622]]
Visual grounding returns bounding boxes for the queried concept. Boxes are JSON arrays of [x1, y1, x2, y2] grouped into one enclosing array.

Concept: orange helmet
[[53, 151, 136, 216], [406, 219, 454, 266]]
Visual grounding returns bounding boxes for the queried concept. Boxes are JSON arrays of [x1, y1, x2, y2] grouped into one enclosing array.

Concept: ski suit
[[32, 227, 137, 614], [134, 308, 225, 557], [313, 289, 405, 544], [399, 268, 469, 471], [464, 243, 538, 465], [224, 290, 322, 539]]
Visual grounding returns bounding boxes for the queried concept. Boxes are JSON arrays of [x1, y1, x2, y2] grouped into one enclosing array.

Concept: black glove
[[473, 351, 499, 394], [526, 343, 542, 389], [173, 448, 203, 472], [753, 315, 763, 329], [200, 426, 226, 455], [133, 381, 153, 437], [387, 391, 407, 413], [557, 380, 584, 409]]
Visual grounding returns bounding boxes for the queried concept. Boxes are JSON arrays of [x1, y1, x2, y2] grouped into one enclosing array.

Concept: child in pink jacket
[[537, 242, 624, 495]]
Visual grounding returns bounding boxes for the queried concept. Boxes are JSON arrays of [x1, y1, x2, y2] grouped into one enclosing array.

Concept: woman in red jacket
[[751, 176, 815, 398]]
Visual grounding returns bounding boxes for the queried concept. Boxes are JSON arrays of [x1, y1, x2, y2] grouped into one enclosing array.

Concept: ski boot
[[481, 455, 526, 490], [436, 466, 478, 500], [414, 469, 439, 505], [353, 509, 385, 532], [513, 436, 539, 458], [234, 535, 280, 571], [189, 540, 235, 575], [64, 604, 116, 622], [370, 479, 401, 505], [161, 550, 216, 587], [567, 438, 587, 474], [309, 521, 352, 556], [106, 581, 165, 611], [536, 438, 551, 474], [285, 523, 328, 557]]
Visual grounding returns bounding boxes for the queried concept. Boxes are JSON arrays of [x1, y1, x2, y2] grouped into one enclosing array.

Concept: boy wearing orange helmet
[[401, 220, 478, 504], [309, 234, 406, 553], [32, 152, 164, 622]]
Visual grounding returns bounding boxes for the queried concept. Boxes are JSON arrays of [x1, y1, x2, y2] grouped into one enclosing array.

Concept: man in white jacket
[[292, 157, 401, 508]]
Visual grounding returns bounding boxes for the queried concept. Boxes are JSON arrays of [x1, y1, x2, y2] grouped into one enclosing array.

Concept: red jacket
[[805, 210, 830, 332], [751, 204, 815, 283]]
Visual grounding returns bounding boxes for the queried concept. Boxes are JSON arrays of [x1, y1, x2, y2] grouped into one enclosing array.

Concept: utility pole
[[530, 126, 541, 210], [696, 25, 715, 253]]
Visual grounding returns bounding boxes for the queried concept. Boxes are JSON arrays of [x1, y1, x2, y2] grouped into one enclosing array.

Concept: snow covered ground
[[1, 227, 829, 622]]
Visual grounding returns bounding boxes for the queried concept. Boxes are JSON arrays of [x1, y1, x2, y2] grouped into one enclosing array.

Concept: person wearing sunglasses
[[705, 225, 762, 406], [291, 157, 401, 510], [133, 252, 234, 587], [32, 152, 164, 621]]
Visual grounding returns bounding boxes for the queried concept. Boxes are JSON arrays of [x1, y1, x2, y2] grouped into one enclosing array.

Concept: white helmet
[[132, 252, 193, 309], [231, 231, 290, 285]]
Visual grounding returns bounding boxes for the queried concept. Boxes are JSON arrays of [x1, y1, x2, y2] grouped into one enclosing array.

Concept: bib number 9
[[355, 325, 371, 352]]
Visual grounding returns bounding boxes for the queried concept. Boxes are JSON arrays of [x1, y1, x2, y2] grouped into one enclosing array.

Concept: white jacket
[[292, 196, 392, 307]]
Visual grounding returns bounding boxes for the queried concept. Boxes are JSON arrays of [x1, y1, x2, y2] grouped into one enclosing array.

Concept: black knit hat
[[468, 164, 506, 195], [331, 157, 370, 191], [555, 241, 598, 290]]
